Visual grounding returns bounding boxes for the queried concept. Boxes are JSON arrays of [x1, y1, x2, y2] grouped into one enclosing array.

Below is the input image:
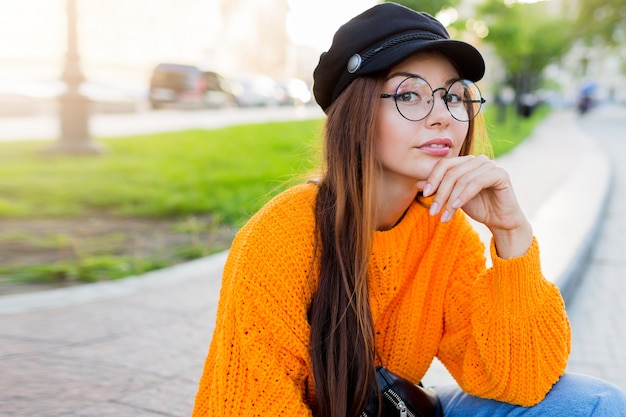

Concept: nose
[[425, 87, 451, 122]]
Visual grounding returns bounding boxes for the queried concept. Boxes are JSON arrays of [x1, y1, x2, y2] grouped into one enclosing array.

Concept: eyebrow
[[386, 71, 459, 86]]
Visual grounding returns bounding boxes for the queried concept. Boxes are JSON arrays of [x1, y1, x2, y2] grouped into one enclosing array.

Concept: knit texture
[[192, 183, 571, 416]]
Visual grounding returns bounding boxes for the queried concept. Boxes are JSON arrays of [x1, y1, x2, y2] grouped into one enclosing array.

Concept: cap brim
[[358, 39, 485, 82]]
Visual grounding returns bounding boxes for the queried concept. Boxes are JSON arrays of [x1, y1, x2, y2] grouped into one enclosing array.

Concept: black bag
[[360, 367, 443, 417]]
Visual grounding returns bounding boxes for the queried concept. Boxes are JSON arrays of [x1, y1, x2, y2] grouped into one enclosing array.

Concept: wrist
[[490, 219, 534, 259]]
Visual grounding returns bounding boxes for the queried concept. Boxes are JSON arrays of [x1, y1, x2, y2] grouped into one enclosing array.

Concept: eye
[[396, 91, 422, 103], [444, 93, 463, 105]]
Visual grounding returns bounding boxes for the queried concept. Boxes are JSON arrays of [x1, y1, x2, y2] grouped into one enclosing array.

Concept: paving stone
[[566, 106, 626, 393]]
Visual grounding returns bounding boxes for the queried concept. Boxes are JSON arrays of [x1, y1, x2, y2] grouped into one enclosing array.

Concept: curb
[[0, 251, 229, 315], [529, 113, 611, 302]]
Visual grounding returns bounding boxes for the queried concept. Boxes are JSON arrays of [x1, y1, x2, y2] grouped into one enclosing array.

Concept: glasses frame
[[380, 76, 486, 122]]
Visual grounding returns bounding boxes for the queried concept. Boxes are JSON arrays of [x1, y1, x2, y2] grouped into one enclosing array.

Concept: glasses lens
[[394, 76, 434, 121], [446, 80, 484, 122]]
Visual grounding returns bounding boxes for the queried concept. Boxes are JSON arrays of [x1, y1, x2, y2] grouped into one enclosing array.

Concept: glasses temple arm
[[464, 98, 486, 104]]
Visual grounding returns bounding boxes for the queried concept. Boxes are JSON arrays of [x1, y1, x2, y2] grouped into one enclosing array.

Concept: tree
[[575, 0, 626, 45], [384, 0, 460, 17], [476, 0, 574, 112]]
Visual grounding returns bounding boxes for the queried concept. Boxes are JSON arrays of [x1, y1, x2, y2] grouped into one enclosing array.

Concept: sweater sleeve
[[437, 223, 571, 406], [192, 186, 317, 416]]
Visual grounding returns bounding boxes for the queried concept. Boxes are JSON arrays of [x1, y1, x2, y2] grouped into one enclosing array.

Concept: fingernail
[[429, 202, 439, 216], [441, 210, 451, 223], [423, 183, 433, 197], [451, 198, 462, 209]]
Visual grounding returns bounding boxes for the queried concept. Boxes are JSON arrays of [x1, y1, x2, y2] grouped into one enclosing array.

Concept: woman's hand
[[416, 155, 533, 259]]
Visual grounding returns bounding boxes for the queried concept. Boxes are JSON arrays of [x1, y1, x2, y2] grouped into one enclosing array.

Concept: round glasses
[[380, 76, 486, 122]]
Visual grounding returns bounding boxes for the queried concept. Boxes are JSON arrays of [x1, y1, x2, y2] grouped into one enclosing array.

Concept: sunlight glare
[[286, 0, 378, 51]]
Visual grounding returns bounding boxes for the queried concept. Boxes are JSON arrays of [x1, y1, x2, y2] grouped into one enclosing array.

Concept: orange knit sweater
[[192, 183, 571, 416]]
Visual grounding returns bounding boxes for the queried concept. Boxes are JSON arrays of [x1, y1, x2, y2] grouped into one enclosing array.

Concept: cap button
[[347, 54, 362, 73]]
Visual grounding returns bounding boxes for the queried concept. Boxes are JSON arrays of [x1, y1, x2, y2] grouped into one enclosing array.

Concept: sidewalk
[[564, 105, 626, 391], [0, 109, 613, 416]]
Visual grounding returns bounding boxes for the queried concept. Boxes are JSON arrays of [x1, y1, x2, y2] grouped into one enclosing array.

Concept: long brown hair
[[308, 73, 488, 417]]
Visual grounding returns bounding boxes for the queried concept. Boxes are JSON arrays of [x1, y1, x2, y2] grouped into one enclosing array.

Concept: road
[[0, 105, 325, 142]]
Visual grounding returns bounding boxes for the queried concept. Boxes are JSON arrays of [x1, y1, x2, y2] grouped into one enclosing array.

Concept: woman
[[192, 3, 626, 416]]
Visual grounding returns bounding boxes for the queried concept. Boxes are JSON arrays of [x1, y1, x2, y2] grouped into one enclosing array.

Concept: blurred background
[[0, 0, 382, 116], [0, 0, 624, 118]]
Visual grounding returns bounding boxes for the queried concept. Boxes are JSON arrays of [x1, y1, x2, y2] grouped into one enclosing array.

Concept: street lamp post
[[46, 0, 103, 154]]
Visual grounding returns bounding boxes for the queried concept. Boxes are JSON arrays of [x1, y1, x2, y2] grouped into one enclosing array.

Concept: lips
[[416, 138, 453, 156]]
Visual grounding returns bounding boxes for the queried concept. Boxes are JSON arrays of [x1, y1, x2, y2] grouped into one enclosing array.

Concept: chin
[[414, 162, 438, 180]]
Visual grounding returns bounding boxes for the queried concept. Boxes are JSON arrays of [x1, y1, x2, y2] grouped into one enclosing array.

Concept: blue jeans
[[435, 373, 626, 416]]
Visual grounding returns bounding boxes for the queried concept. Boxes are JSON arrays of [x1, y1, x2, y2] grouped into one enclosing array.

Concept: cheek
[[376, 108, 399, 154], [376, 116, 412, 159], [375, 132, 396, 163]]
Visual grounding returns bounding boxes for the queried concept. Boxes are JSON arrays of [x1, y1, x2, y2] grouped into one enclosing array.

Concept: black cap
[[313, 2, 485, 112]]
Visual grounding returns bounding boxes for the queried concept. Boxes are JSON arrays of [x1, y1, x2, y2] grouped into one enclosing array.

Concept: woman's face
[[376, 52, 470, 186]]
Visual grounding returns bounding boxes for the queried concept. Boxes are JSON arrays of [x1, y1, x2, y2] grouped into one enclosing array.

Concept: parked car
[[148, 63, 235, 109], [275, 78, 312, 106], [149, 63, 204, 109], [229, 75, 282, 107], [202, 70, 237, 108]]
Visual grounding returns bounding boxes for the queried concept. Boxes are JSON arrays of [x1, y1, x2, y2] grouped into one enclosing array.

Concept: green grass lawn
[[0, 104, 549, 284], [486, 104, 551, 156], [0, 119, 323, 224]]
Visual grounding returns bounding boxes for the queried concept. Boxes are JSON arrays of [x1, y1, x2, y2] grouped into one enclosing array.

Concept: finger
[[421, 155, 475, 197], [445, 157, 500, 210], [428, 156, 487, 216], [445, 160, 518, 225]]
